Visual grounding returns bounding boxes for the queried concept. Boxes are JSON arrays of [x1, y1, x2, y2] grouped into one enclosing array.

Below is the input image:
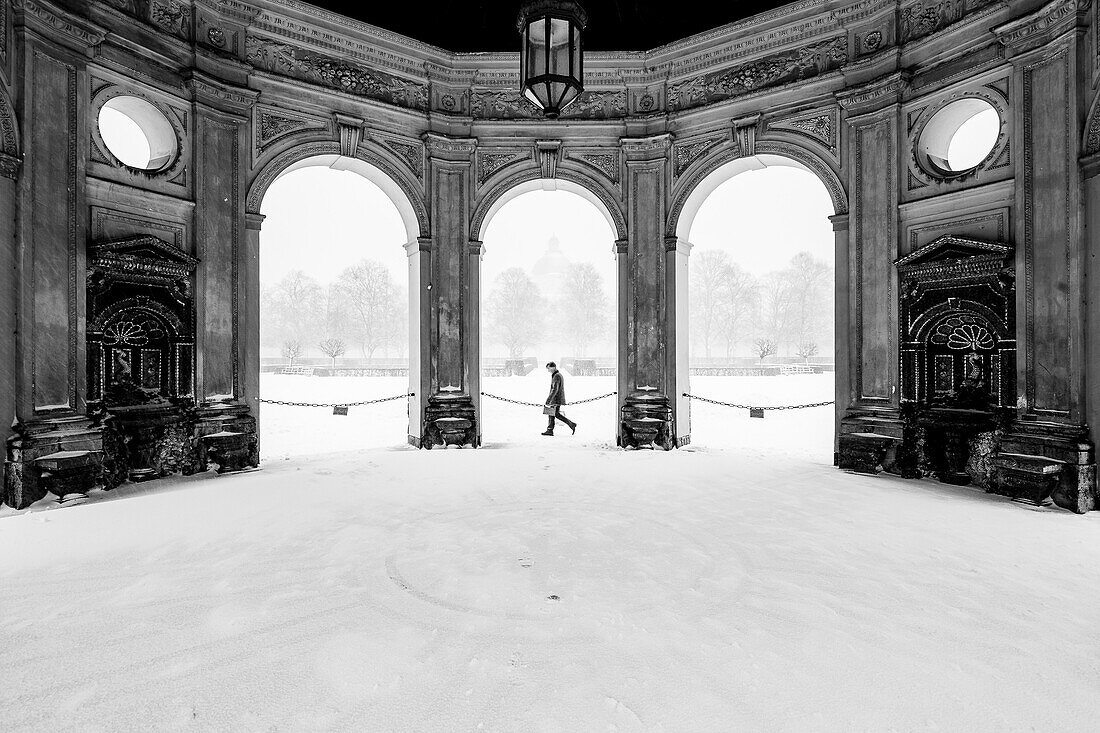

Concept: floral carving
[[667, 37, 847, 112], [246, 37, 429, 111], [900, 0, 994, 44], [478, 151, 526, 183], [385, 139, 425, 181], [574, 152, 619, 182], [151, 0, 191, 41], [674, 138, 721, 176], [469, 89, 626, 120]]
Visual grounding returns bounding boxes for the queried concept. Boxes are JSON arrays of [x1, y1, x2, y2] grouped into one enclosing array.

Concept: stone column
[[830, 213, 850, 464], [0, 152, 19, 475], [665, 236, 692, 446], [994, 11, 1095, 512], [242, 213, 264, 441], [835, 75, 905, 470], [405, 237, 432, 445], [188, 73, 260, 469], [419, 133, 478, 448], [619, 134, 676, 450]]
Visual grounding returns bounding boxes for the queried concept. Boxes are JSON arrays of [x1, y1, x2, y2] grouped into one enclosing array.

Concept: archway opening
[[682, 158, 836, 459], [478, 185, 618, 446], [258, 156, 415, 458]]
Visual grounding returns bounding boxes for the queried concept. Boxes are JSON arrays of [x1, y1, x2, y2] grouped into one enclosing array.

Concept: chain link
[[259, 393, 413, 408], [683, 393, 834, 411], [481, 391, 617, 408]]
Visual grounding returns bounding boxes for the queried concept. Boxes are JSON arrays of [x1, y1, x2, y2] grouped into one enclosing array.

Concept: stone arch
[[668, 139, 847, 239], [470, 162, 627, 242], [246, 139, 429, 240], [0, 85, 21, 177]]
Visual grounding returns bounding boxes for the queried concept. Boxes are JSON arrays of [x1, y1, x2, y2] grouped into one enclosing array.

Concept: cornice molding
[[15, 0, 108, 48], [187, 69, 259, 113], [836, 70, 908, 113], [993, 0, 1090, 52]]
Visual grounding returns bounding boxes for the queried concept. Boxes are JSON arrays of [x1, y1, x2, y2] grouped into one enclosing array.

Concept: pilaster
[[420, 132, 478, 448], [834, 73, 906, 470], [619, 133, 676, 449]]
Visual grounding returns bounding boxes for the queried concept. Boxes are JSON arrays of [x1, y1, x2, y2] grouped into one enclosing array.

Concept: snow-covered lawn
[[3, 374, 1099, 731]]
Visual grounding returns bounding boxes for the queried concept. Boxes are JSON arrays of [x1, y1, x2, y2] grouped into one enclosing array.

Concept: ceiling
[[304, 1, 799, 53]]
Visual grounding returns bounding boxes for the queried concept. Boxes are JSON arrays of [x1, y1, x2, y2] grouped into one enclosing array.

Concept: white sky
[[256, 163, 836, 289], [259, 166, 408, 285], [481, 189, 617, 284], [689, 165, 834, 273]]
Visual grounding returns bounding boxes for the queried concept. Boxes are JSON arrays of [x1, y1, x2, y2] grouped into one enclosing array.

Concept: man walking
[[542, 362, 577, 436]]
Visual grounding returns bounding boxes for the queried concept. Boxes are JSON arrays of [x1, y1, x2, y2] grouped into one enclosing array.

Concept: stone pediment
[[90, 236, 198, 269], [895, 236, 1012, 282], [89, 236, 198, 292]]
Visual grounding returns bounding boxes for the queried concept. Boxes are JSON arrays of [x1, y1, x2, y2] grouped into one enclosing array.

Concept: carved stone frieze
[[468, 88, 627, 120], [151, 0, 192, 41], [667, 37, 847, 112], [245, 35, 429, 111], [900, 0, 996, 45]]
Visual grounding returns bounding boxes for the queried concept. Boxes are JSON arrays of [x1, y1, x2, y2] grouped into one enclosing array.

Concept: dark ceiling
[[305, 1, 797, 53]]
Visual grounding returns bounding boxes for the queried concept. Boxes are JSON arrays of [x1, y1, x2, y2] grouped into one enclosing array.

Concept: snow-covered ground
[[3, 373, 1099, 731], [258, 371, 837, 460]]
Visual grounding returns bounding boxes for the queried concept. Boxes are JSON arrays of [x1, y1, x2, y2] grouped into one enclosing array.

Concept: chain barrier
[[481, 391, 617, 408], [683, 393, 834, 411], [259, 393, 413, 408]]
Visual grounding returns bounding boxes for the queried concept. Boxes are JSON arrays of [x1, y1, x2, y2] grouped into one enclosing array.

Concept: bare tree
[[487, 268, 546, 357], [262, 271, 324, 352], [796, 340, 819, 363], [753, 337, 777, 363], [557, 262, 609, 355], [333, 259, 403, 359], [716, 264, 758, 359], [689, 250, 730, 359], [281, 339, 303, 368], [317, 337, 346, 369]]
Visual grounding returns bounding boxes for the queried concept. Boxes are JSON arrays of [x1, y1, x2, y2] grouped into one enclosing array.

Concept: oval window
[[918, 98, 1000, 175], [97, 96, 178, 171]]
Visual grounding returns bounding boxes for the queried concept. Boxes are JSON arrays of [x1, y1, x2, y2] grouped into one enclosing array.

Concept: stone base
[[104, 404, 193, 485], [422, 392, 477, 449], [837, 432, 897, 474], [190, 401, 259, 474], [838, 410, 905, 474], [4, 416, 105, 509], [620, 390, 674, 450], [991, 422, 1095, 513]]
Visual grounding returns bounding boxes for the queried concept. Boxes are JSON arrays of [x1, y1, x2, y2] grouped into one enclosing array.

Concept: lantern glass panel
[[526, 20, 547, 77], [548, 18, 571, 75]]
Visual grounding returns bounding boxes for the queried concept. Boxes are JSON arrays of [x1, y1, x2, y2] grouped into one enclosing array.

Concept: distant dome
[[531, 235, 570, 299]]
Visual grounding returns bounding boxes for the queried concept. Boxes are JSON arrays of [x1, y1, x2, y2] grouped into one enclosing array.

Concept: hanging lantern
[[517, 0, 587, 118]]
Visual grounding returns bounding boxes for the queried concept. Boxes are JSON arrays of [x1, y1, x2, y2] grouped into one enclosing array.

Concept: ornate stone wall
[[1, 0, 1097, 511]]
